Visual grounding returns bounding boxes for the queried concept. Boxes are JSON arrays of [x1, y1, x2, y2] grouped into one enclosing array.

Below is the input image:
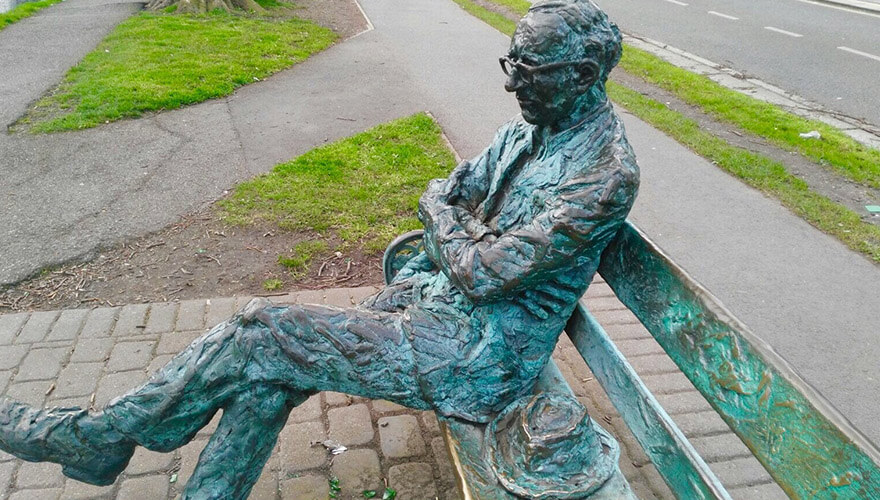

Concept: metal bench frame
[[384, 222, 880, 499]]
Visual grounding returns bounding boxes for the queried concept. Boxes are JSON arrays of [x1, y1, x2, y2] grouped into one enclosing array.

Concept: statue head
[[502, 0, 622, 131]]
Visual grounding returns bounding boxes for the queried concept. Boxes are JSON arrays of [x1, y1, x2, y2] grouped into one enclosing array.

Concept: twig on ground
[[202, 255, 221, 266]]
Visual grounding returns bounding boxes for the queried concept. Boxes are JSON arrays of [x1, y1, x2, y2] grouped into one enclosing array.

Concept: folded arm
[[420, 161, 636, 305]]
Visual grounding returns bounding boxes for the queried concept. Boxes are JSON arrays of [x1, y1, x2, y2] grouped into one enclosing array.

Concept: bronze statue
[[0, 1, 638, 497]]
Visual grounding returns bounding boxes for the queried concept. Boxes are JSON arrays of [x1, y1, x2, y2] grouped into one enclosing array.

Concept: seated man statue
[[0, 0, 639, 497]]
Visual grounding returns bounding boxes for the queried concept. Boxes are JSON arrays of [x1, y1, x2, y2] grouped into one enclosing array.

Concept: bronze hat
[[484, 392, 619, 499]]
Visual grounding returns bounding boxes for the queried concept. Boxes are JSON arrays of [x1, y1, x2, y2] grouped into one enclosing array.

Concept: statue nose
[[505, 71, 525, 92]]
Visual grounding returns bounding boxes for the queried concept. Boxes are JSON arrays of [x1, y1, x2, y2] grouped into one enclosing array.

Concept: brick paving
[[0, 284, 788, 499], [556, 279, 789, 500]]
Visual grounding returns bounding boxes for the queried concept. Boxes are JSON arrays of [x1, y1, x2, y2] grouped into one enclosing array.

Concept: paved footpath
[[0, 285, 787, 499]]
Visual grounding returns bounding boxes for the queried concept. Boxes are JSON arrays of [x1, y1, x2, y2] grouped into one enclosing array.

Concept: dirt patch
[[0, 206, 384, 312], [295, 0, 370, 40]]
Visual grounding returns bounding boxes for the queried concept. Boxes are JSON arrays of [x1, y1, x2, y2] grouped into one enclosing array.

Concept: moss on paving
[[22, 10, 336, 132], [220, 113, 458, 258]]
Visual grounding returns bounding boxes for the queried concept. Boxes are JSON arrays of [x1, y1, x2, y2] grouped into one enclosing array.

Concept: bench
[[383, 222, 880, 499]]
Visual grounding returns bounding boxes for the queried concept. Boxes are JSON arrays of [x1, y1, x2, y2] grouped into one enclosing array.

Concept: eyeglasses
[[499, 56, 589, 83]]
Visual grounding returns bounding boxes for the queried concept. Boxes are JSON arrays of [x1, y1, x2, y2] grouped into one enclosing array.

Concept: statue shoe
[[0, 398, 136, 485]]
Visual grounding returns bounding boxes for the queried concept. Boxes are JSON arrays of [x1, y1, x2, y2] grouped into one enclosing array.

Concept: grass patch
[[609, 82, 880, 261], [618, 46, 880, 188], [24, 10, 335, 132], [451, 0, 880, 262], [253, 0, 288, 9], [220, 113, 458, 256], [458, 0, 880, 189], [0, 0, 62, 31], [450, 0, 516, 35], [482, 0, 530, 15], [262, 278, 283, 291], [278, 240, 328, 275]]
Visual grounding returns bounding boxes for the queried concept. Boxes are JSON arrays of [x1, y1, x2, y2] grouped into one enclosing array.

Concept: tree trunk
[[145, 0, 265, 14]]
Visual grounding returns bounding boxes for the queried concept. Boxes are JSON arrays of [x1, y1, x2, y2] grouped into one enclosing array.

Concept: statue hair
[[528, 0, 622, 83]]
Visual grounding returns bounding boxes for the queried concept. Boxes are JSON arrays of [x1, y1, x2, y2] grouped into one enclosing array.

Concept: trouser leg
[[181, 384, 304, 500], [0, 297, 430, 491], [102, 297, 428, 466], [102, 315, 252, 452]]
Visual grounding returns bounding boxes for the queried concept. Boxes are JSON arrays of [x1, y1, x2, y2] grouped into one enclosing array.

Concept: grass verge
[[619, 47, 880, 189], [22, 10, 335, 132], [457, 0, 880, 189], [0, 0, 62, 31], [219, 113, 457, 259], [610, 82, 880, 261], [451, 0, 516, 35], [450, 0, 880, 262]]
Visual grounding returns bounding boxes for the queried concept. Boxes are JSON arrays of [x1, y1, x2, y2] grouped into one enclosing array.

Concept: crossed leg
[[0, 298, 432, 499]]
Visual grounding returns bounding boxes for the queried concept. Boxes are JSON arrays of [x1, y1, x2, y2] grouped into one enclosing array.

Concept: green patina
[[567, 304, 730, 499], [0, 2, 643, 498], [600, 223, 880, 500]]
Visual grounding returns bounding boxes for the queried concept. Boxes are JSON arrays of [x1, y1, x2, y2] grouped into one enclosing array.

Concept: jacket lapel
[[480, 126, 536, 220]]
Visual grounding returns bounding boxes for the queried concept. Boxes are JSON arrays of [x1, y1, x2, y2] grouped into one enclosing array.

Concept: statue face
[[504, 13, 596, 128]]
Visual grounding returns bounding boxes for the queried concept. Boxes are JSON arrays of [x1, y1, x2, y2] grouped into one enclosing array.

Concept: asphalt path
[[598, 0, 880, 127]]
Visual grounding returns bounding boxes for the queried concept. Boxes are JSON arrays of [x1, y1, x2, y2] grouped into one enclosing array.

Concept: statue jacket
[[365, 101, 639, 422]]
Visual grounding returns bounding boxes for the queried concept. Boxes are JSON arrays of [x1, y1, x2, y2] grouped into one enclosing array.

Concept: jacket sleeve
[[417, 122, 512, 254], [420, 154, 637, 305], [419, 121, 511, 211]]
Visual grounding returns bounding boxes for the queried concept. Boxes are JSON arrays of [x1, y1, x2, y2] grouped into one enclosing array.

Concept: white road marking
[[838, 46, 880, 63], [764, 26, 803, 37], [664, 0, 689, 6], [708, 10, 739, 20], [792, 0, 880, 19]]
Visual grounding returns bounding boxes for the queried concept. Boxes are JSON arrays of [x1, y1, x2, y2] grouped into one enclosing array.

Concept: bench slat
[[599, 222, 880, 499], [567, 304, 731, 500]]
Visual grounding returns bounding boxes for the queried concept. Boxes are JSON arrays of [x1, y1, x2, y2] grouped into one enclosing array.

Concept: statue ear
[[576, 60, 600, 89]]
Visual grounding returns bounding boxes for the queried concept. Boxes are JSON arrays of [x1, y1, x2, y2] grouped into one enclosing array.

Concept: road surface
[[600, 0, 880, 127]]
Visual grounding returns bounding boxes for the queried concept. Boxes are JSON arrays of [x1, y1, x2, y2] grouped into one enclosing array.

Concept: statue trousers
[[100, 298, 431, 498]]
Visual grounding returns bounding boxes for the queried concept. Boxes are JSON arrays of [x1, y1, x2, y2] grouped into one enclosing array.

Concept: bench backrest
[[594, 222, 880, 499]]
